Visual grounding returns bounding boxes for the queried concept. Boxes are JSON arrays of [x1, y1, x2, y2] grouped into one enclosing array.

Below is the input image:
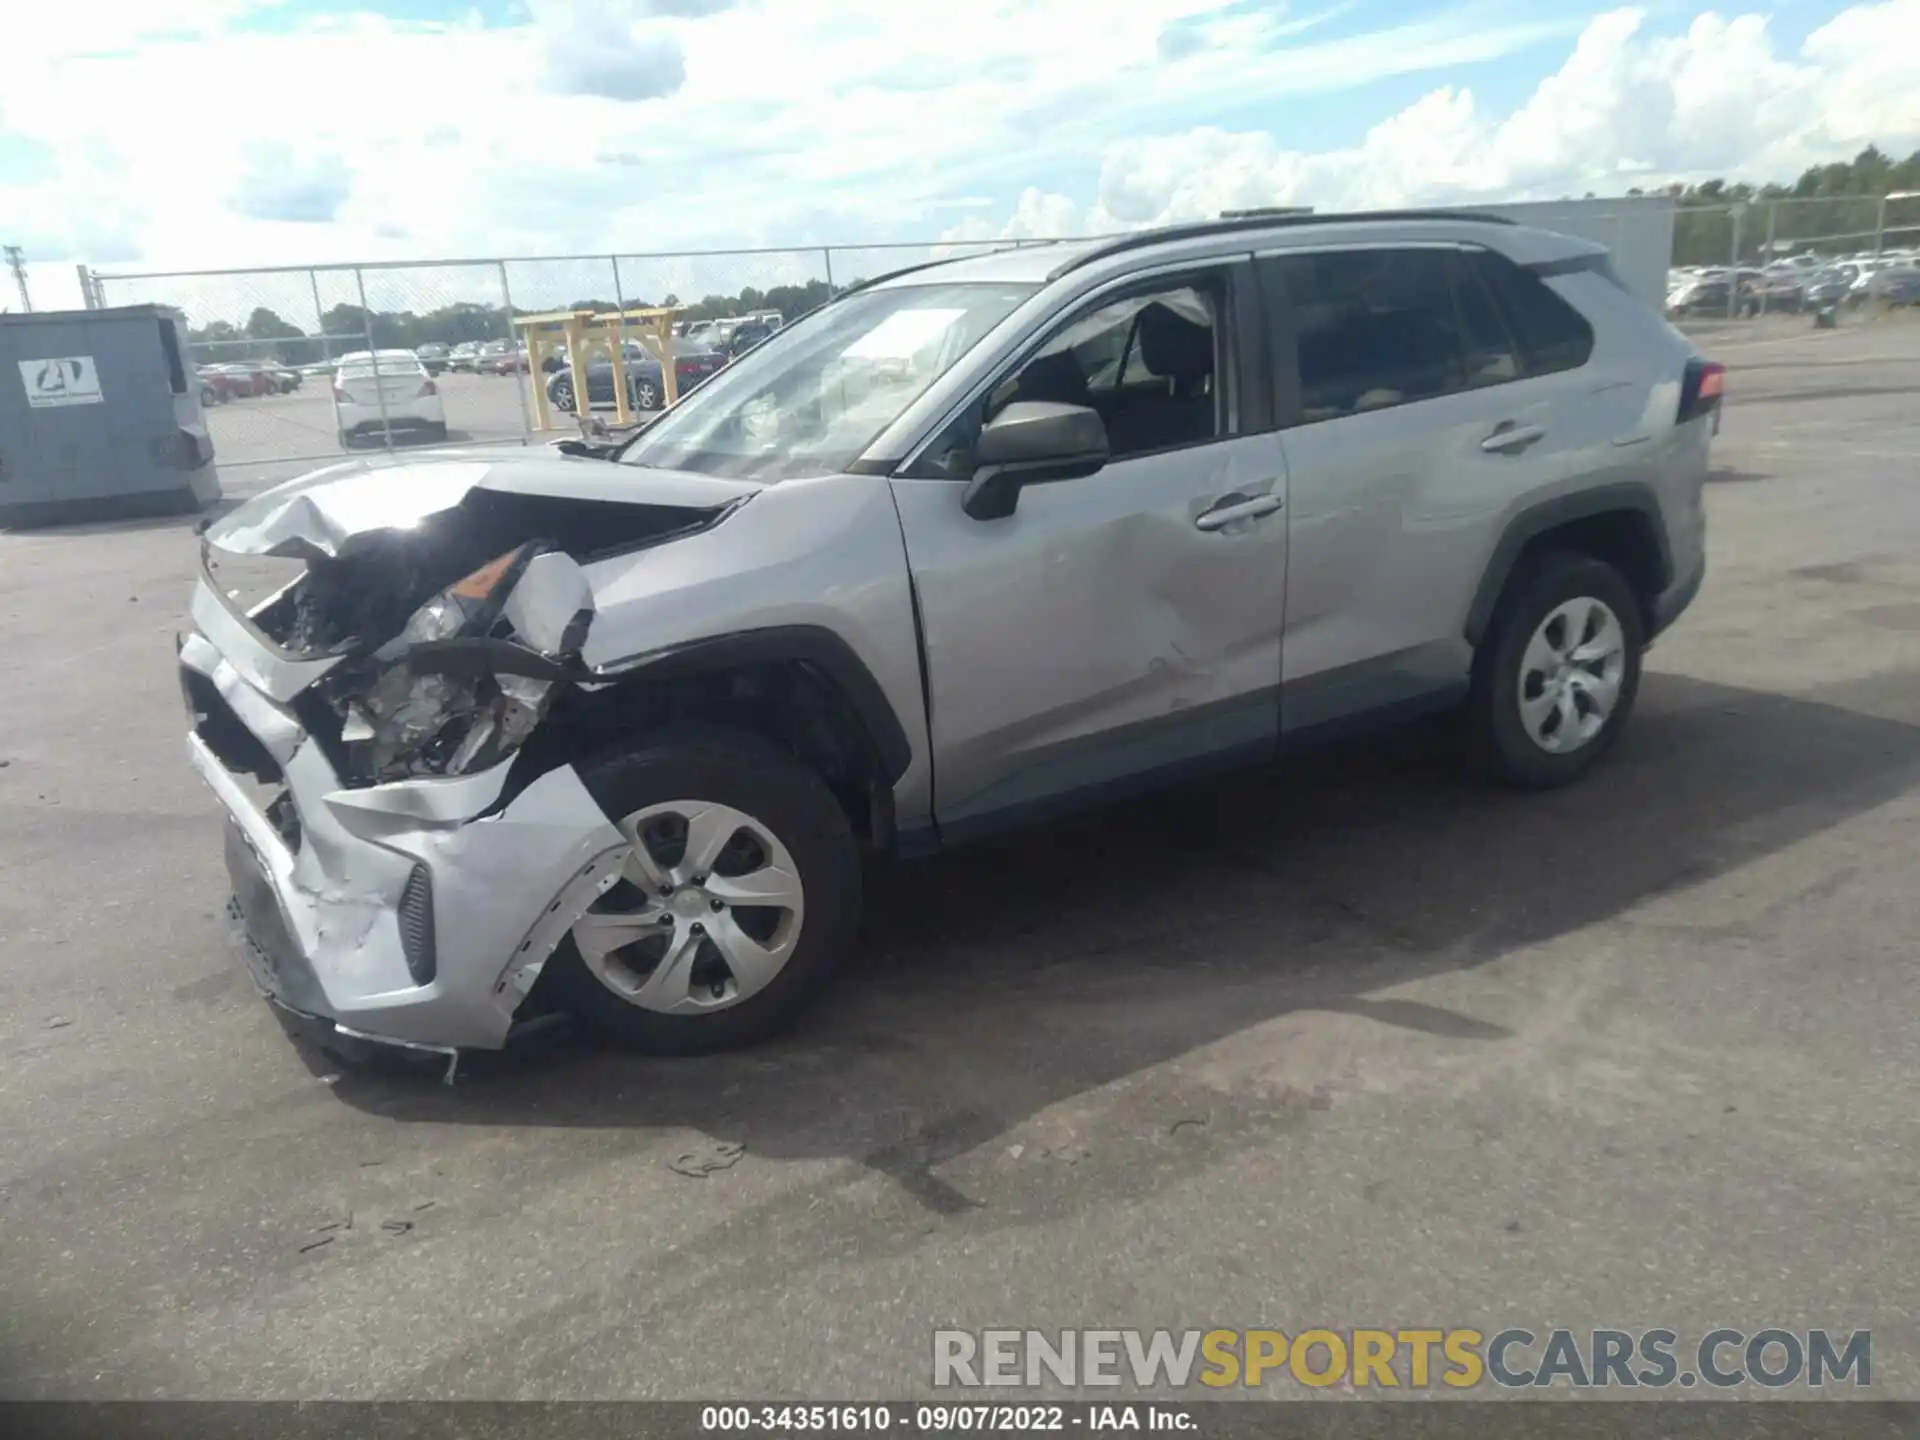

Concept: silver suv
[[182, 212, 1719, 1064]]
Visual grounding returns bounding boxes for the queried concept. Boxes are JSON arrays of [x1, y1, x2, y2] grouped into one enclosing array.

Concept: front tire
[[546, 728, 862, 1055], [1462, 551, 1644, 789], [550, 379, 576, 414], [633, 378, 660, 411]]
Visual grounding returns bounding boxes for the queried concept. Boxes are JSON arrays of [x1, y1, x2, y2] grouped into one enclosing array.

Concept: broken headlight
[[336, 547, 568, 783]]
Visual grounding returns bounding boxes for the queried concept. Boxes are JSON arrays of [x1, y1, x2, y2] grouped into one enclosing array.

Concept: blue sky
[[2, 0, 1917, 311]]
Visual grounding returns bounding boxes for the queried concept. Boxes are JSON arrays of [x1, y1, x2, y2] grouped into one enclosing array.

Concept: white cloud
[[529, 0, 688, 100], [2, 0, 1917, 316], [231, 145, 356, 224], [957, 1, 1920, 242]]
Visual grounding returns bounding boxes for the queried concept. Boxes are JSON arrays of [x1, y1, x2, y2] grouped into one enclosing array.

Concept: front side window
[[619, 281, 1034, 482], [908, 279, 1226, 479]]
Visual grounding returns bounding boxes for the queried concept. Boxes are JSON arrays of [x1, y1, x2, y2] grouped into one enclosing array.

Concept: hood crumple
[[203, 448, 763, 560]]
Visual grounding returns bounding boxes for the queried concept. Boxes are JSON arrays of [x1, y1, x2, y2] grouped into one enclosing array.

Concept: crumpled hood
[[203, 447, 764, 559]]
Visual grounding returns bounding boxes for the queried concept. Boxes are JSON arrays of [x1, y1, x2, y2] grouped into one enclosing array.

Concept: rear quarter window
[[1472, 252, 1595, 375]]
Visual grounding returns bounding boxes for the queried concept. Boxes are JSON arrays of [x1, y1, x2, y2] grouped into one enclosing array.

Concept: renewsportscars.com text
[[932, 1327, 1871, 1391]]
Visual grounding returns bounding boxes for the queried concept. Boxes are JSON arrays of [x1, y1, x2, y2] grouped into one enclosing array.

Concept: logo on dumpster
[[19, 355, 105, 408]]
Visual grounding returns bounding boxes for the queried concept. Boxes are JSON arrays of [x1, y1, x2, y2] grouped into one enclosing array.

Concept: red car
[[199, 363, 275, 398]]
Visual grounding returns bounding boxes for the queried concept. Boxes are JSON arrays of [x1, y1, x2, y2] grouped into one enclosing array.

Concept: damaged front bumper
[[177, 449, 763, 1059], [181, 596, 628, 1057]]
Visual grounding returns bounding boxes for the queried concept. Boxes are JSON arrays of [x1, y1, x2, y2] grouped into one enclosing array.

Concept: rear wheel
[[1462, 551, 1644, 789], [546, 728, 862, 1055]]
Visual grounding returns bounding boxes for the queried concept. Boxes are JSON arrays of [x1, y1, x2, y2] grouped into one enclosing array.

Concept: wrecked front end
[[179, 460, 746, 1064]]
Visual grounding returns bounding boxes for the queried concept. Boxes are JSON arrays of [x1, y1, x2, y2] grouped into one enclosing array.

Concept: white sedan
[[332, 350, 447, 447]]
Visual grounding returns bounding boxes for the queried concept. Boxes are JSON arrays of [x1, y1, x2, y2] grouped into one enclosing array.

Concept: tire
[[1461, 551, 1645, 789], [633, 378, 660, 411], [545, 727, 862, 1055], [550, 379, 576, 414]]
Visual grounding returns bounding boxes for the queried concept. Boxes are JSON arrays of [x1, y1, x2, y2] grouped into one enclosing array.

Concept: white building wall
[[1458, 196, 1676, 310]]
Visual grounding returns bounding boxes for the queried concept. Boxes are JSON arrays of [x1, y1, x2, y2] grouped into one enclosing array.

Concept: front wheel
[[545, 728, 862, 1055], [632, 378, 660, 411], [550, 379, 576, 413], [1461, 552, 1644, 789]]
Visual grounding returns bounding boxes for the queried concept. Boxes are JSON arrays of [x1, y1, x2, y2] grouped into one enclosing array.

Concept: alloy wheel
[[1517, 596, 1626, 754], [571, 800, 806, 1014]]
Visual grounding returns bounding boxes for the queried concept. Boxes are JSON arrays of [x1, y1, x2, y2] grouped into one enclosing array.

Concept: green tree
[[244, 307, 317, 364], [1669, 145, 1920, 265]]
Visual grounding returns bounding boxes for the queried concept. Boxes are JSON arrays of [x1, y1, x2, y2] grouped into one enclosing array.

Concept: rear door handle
[[1482, 422, 1547, 454], [1194, 493, 1284, 531]]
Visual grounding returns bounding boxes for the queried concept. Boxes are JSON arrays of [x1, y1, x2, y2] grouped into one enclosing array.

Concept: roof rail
[[1046, 210, 1519, 280], [835, 255, 968, 299], [835, 238, 1076, 299]]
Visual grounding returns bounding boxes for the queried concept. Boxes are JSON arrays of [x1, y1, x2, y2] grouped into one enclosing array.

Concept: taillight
[[1678, 359, 1724, 424], [332, 381, 347, 401], [420, 378, 437, 396]]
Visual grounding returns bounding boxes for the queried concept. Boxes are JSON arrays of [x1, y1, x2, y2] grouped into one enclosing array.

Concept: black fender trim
[[594, 626, 915, 786], [1463, 482, 1674, 647]]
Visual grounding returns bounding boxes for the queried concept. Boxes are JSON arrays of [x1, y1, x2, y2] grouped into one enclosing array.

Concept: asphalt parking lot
[[203, 370, 569, 495], [2, 315, 1918, 1401]]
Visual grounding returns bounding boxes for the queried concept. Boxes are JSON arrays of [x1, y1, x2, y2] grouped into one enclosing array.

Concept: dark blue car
[[546, 339, 725, 413]]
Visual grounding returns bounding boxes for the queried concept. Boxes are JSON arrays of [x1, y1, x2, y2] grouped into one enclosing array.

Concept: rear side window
[[1268, 248, 1468, 422], [1472, 252, 1595, 374], [1447, 253, 1523, 388]]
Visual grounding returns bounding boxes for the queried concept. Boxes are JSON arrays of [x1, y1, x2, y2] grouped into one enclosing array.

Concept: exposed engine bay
[[204, 483, 737, 789]]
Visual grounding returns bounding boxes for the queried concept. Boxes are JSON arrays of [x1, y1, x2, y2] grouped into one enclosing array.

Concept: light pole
[[3, 245, 29, 312], [1727, 202, 1748, 320]]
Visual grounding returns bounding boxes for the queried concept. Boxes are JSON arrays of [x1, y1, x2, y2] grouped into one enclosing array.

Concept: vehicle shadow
[[325, 669, 1920, 1220], [343, 427, 476, 451], [302, 668, 1920, 1365]]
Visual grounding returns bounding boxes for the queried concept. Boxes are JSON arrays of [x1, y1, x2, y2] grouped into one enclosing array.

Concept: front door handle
[[1194, 493, 1285, 531], [1482, 421, 1547, 454]]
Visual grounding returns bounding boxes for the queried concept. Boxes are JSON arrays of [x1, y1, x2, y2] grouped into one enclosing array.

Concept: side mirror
[[960, 401, 1109, 521]]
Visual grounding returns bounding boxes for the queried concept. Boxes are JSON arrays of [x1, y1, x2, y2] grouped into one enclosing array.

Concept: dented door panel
[[891, 431, 1289, 834]]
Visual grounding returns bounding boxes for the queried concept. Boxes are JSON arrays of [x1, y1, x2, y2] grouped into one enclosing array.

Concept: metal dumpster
[[0, 304, 221, 527]]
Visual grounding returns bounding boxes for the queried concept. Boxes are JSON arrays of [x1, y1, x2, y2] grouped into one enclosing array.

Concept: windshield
[[620, 281, 1036, 482]]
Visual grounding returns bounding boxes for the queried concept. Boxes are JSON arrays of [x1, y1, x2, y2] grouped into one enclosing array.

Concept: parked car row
[[675, 311, 784, 351], [1668, 250, 1920, 317]]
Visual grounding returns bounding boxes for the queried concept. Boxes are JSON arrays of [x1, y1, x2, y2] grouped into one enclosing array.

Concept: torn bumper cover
[[183, 615, 627, 1054], [178, 458, 746, 1055]]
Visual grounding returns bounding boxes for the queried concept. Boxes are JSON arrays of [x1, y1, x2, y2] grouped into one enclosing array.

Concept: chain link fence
[[82, 195, 1920, 481], [86, 239, 1055, 487], [1668, 193, 1920, 321]]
